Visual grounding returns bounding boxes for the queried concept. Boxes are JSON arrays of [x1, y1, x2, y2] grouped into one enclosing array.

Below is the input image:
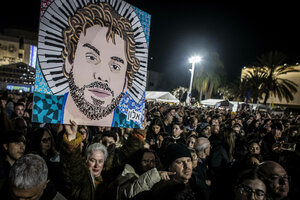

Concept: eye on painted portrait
[[32, 0, 150, 128]]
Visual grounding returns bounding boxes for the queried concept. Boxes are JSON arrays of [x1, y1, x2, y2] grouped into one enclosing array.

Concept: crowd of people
[[0, 90, 299, 200]]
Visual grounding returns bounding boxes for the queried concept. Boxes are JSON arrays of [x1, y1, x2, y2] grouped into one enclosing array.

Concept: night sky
[[1, 0, 300, 90]]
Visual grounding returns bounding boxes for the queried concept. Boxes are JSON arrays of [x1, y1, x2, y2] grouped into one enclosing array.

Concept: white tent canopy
[[146, 91, 179, 103]]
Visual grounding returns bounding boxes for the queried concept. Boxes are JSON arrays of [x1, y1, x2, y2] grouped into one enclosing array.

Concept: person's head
[[85, 143, 108, 177], [140, 150, 156, 173], [189, 149, 198, 169], [211, 124, 220, 134], [248, 141, 261, 155], [156, 132, 169, 149], [164, 113, 174, 125], [101, 131, 117, 148], [233, 123, 242, 134], [258, 161, 289, 200], [197, 123, 211, 138], [194, 137, 211, 159], [271, 122, 283, 139], [2, 130, 26, 166], [78, 125, 89, 141], [62, 3, 140, 120], [186, 134, 197, 149], [9, 154, 49, 200], [150, 118, 164, 134], [172, 123, 184, 138], [130, 149, 161, 175], [164, 143, 192, 184], [11, 117, 28, 135], [211, 117, 219, 126], [14, 102, 25, 118], [190, 117, 198, 128], [234, 169, 266, 200], [223, 129, 237, 161], [28, 128, 55, 156]]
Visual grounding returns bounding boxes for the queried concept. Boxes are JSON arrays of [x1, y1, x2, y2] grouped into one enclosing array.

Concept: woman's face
[[172, 125, 183, 137], [40, 131, 51, 153], [152, 125, 161, 134], [79, 128, 88, 140], [249, 143, 261, 155], [187, 137, 196, 149], [87, 150, 104, 177]]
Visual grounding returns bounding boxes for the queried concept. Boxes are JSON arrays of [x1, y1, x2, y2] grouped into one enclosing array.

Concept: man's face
[[202, 126, 211, 137], [141, 152, 156, 172], [10, 184, 46, 200], [169, 157, 192, 184], [234, 179, 266, 200], [211, 119, 219, 126], [14, 105, 24, 118], [264, 164, 289, 199], [87, 150, 105, 177], [68, 25, 127, 120], [212, 125, 220, 134], [4, 140, 26, 164]]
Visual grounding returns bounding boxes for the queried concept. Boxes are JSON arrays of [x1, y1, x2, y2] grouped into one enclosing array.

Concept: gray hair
[[9, 154, 48, 189], [85, 143, 108, 162], [194, 137, 210, 154]]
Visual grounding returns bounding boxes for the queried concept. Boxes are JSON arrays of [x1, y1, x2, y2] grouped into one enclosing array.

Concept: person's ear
[[43, 180, 50, 190], [204, 148, 209, 155], [3, 144, 8, 151]]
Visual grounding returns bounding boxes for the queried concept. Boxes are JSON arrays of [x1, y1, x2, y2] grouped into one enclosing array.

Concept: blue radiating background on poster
[[32, 1, 150, 128]]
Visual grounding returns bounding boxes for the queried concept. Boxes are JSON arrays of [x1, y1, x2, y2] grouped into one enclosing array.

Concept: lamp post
[[186, 56, 202, 104]]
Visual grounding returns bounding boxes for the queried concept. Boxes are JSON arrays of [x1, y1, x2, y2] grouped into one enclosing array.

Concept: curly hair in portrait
[[62, 2, 140, 88]]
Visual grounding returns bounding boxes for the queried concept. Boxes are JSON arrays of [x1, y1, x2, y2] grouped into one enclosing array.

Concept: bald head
[[194, 137, 210, 158], [258, 161, 289, 200]]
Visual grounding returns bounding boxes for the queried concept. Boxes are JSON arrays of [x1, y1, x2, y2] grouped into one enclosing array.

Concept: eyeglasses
[[237, 185, 266, 199], [41, 137, 51, 143]]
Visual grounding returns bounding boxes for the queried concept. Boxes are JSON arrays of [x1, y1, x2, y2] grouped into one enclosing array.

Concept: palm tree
[[240, 67, 266, 103], [192, 52, 224, 101], [253, 51, 300, 104]]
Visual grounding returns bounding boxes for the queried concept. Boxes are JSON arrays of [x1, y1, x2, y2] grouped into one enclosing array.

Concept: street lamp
[[187, 56, 202, 104]]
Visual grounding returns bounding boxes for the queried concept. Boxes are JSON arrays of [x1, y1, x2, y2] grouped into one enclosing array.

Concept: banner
[[32, 0, 150, 128]]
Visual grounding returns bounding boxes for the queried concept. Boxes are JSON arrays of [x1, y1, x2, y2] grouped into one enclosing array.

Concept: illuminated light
[[189, 56, 202, 64]]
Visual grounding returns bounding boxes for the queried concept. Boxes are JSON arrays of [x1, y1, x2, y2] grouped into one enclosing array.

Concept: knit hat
[[196, 122, 210, 134], [164, 143, 192, 169]]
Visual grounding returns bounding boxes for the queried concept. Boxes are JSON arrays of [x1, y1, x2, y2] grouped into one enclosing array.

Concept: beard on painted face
[[68, 70, 124, 120]]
